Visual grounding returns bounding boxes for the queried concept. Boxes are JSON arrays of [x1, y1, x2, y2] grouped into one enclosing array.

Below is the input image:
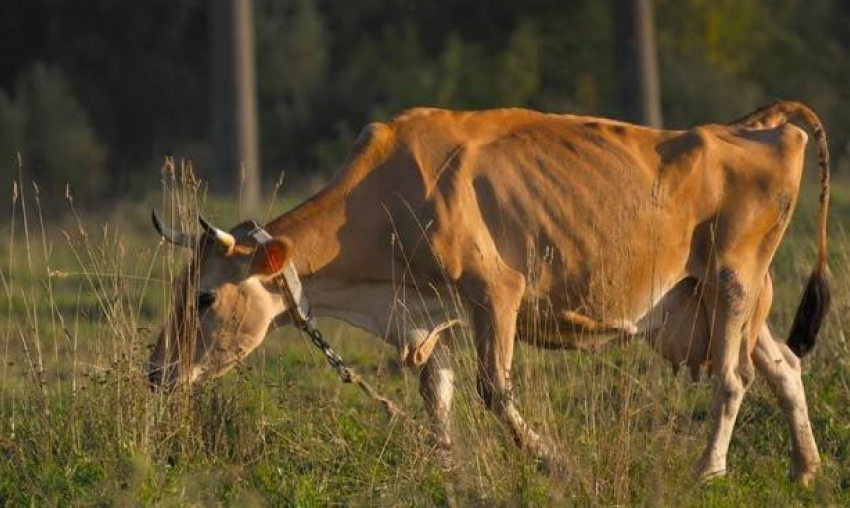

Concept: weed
[[1, 163, 849, 505]]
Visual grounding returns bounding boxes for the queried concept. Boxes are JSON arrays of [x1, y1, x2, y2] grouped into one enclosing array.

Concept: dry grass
[[1, 164, 849, 506]]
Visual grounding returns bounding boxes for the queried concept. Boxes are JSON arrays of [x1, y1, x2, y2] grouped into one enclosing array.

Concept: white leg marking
[[753, 324, 820, 484], [420, 343, 455, 449]]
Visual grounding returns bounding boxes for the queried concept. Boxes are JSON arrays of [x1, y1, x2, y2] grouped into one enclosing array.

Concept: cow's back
[[350, 108, 806, 323], [384, 109, 696, 317]]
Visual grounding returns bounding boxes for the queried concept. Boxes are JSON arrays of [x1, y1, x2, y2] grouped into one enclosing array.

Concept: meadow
[[1, 166, 848, 506]]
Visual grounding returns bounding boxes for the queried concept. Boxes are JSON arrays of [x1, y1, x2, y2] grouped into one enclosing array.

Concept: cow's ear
[[250, 237, 293, 277]]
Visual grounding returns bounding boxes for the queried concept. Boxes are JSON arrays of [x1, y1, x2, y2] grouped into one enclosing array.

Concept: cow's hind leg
[[695, 267, 758, 479], [753, 324, 820, 485]]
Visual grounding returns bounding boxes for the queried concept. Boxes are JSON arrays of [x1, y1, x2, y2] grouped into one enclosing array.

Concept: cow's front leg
[[419, 341, 455, 451], [464, 267, 558, 470], [696, 267, 757, 479]]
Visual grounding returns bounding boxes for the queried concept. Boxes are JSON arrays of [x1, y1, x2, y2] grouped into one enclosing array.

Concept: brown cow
[[148, 101, 829, 484]]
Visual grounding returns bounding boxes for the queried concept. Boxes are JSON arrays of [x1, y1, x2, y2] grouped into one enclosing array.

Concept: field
[[1, 169, 849, 506]]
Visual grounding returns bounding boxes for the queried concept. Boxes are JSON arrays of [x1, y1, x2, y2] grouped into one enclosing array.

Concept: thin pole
[[612, 0, 663, 127], [210, 0, 260, 209]]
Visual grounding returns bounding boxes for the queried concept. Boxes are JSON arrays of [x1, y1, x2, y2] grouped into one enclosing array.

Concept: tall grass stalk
[[0, 164, 848, 505]]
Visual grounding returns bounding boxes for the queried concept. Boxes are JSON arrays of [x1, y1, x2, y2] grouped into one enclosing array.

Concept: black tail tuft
[[787, 269, 830, 357]]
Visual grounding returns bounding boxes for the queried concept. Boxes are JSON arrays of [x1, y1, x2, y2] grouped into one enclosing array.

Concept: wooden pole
[[612, 0, 663, 127], [210, 0, 260, 209]]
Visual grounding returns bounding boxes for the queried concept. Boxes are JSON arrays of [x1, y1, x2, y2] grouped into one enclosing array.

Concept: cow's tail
[[731, 100, 830, 357]]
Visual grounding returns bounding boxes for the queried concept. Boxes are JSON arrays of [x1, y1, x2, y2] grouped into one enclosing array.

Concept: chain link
[[299, 319, 407, 419], [274, 263, 406, 418], [301, 321, 350, 381]]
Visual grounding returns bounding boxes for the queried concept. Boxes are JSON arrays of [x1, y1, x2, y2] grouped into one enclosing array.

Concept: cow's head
[[147, 211, 292, 390]]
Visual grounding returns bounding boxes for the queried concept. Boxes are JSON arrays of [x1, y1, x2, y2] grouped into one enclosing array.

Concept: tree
[[612, 0, 663, 127], [210, 0, 260, 209], [0, 64, 105, 206]]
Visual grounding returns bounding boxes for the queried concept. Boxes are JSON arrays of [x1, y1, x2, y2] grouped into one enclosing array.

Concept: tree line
[[0, 0, 848, 206]]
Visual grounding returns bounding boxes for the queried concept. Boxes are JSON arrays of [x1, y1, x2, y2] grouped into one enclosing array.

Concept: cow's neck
[[265, 187, 347, 278], [262, 143, 410, 333], [264, 185, 397, 335]]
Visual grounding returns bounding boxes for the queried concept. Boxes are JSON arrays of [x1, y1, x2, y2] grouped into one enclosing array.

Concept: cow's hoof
[[698, 468, 727, 482], [531, 443, 565, 475], [694, 458, 727, 482], [433, 444, 455, 472], [790, 463, 819, 487]]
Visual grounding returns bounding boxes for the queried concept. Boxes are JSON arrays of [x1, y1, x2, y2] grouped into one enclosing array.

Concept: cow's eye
[[198, 290, 217, 309]]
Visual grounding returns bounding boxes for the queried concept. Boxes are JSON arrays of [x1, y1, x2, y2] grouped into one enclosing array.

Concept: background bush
[[0, 0, 848, 203]]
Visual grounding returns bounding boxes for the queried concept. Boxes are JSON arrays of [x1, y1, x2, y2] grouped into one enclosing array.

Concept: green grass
[[1, 170, 849, 506]]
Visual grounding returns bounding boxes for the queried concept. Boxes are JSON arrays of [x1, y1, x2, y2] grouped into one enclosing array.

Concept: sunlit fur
[[148, 226, 286, 388], [149, 101, 829, 484]]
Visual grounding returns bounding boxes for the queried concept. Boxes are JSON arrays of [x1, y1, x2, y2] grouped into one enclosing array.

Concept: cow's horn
[[151, 209, 196, 248], [199, 215, 236, 253]]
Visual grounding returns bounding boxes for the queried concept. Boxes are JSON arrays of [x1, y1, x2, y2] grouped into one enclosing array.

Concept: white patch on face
[[190, 276, 287, 381]]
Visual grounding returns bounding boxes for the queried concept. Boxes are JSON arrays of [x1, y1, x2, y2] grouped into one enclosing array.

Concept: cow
[[148, 101, 829, 484]]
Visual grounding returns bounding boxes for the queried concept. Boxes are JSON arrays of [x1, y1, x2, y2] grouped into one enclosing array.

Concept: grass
[[1, 165, 849, 506]]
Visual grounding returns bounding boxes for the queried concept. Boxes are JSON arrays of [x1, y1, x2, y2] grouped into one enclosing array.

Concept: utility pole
[[210, 0, 260, 209], [612, 0, 663, 127]]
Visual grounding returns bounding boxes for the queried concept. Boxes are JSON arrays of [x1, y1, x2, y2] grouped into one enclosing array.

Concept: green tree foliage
[[0, 0, 207, 196], [257, 0, 329, 175], [0, 0, 848, 197], [655, 0, 850, 169], [0, 64, 105, 203]]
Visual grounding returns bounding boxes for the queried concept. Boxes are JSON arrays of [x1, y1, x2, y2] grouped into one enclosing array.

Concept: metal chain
[[300, 321, 349, 381], [298, 319, 409, 420], [271, 260, 408, 420]]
